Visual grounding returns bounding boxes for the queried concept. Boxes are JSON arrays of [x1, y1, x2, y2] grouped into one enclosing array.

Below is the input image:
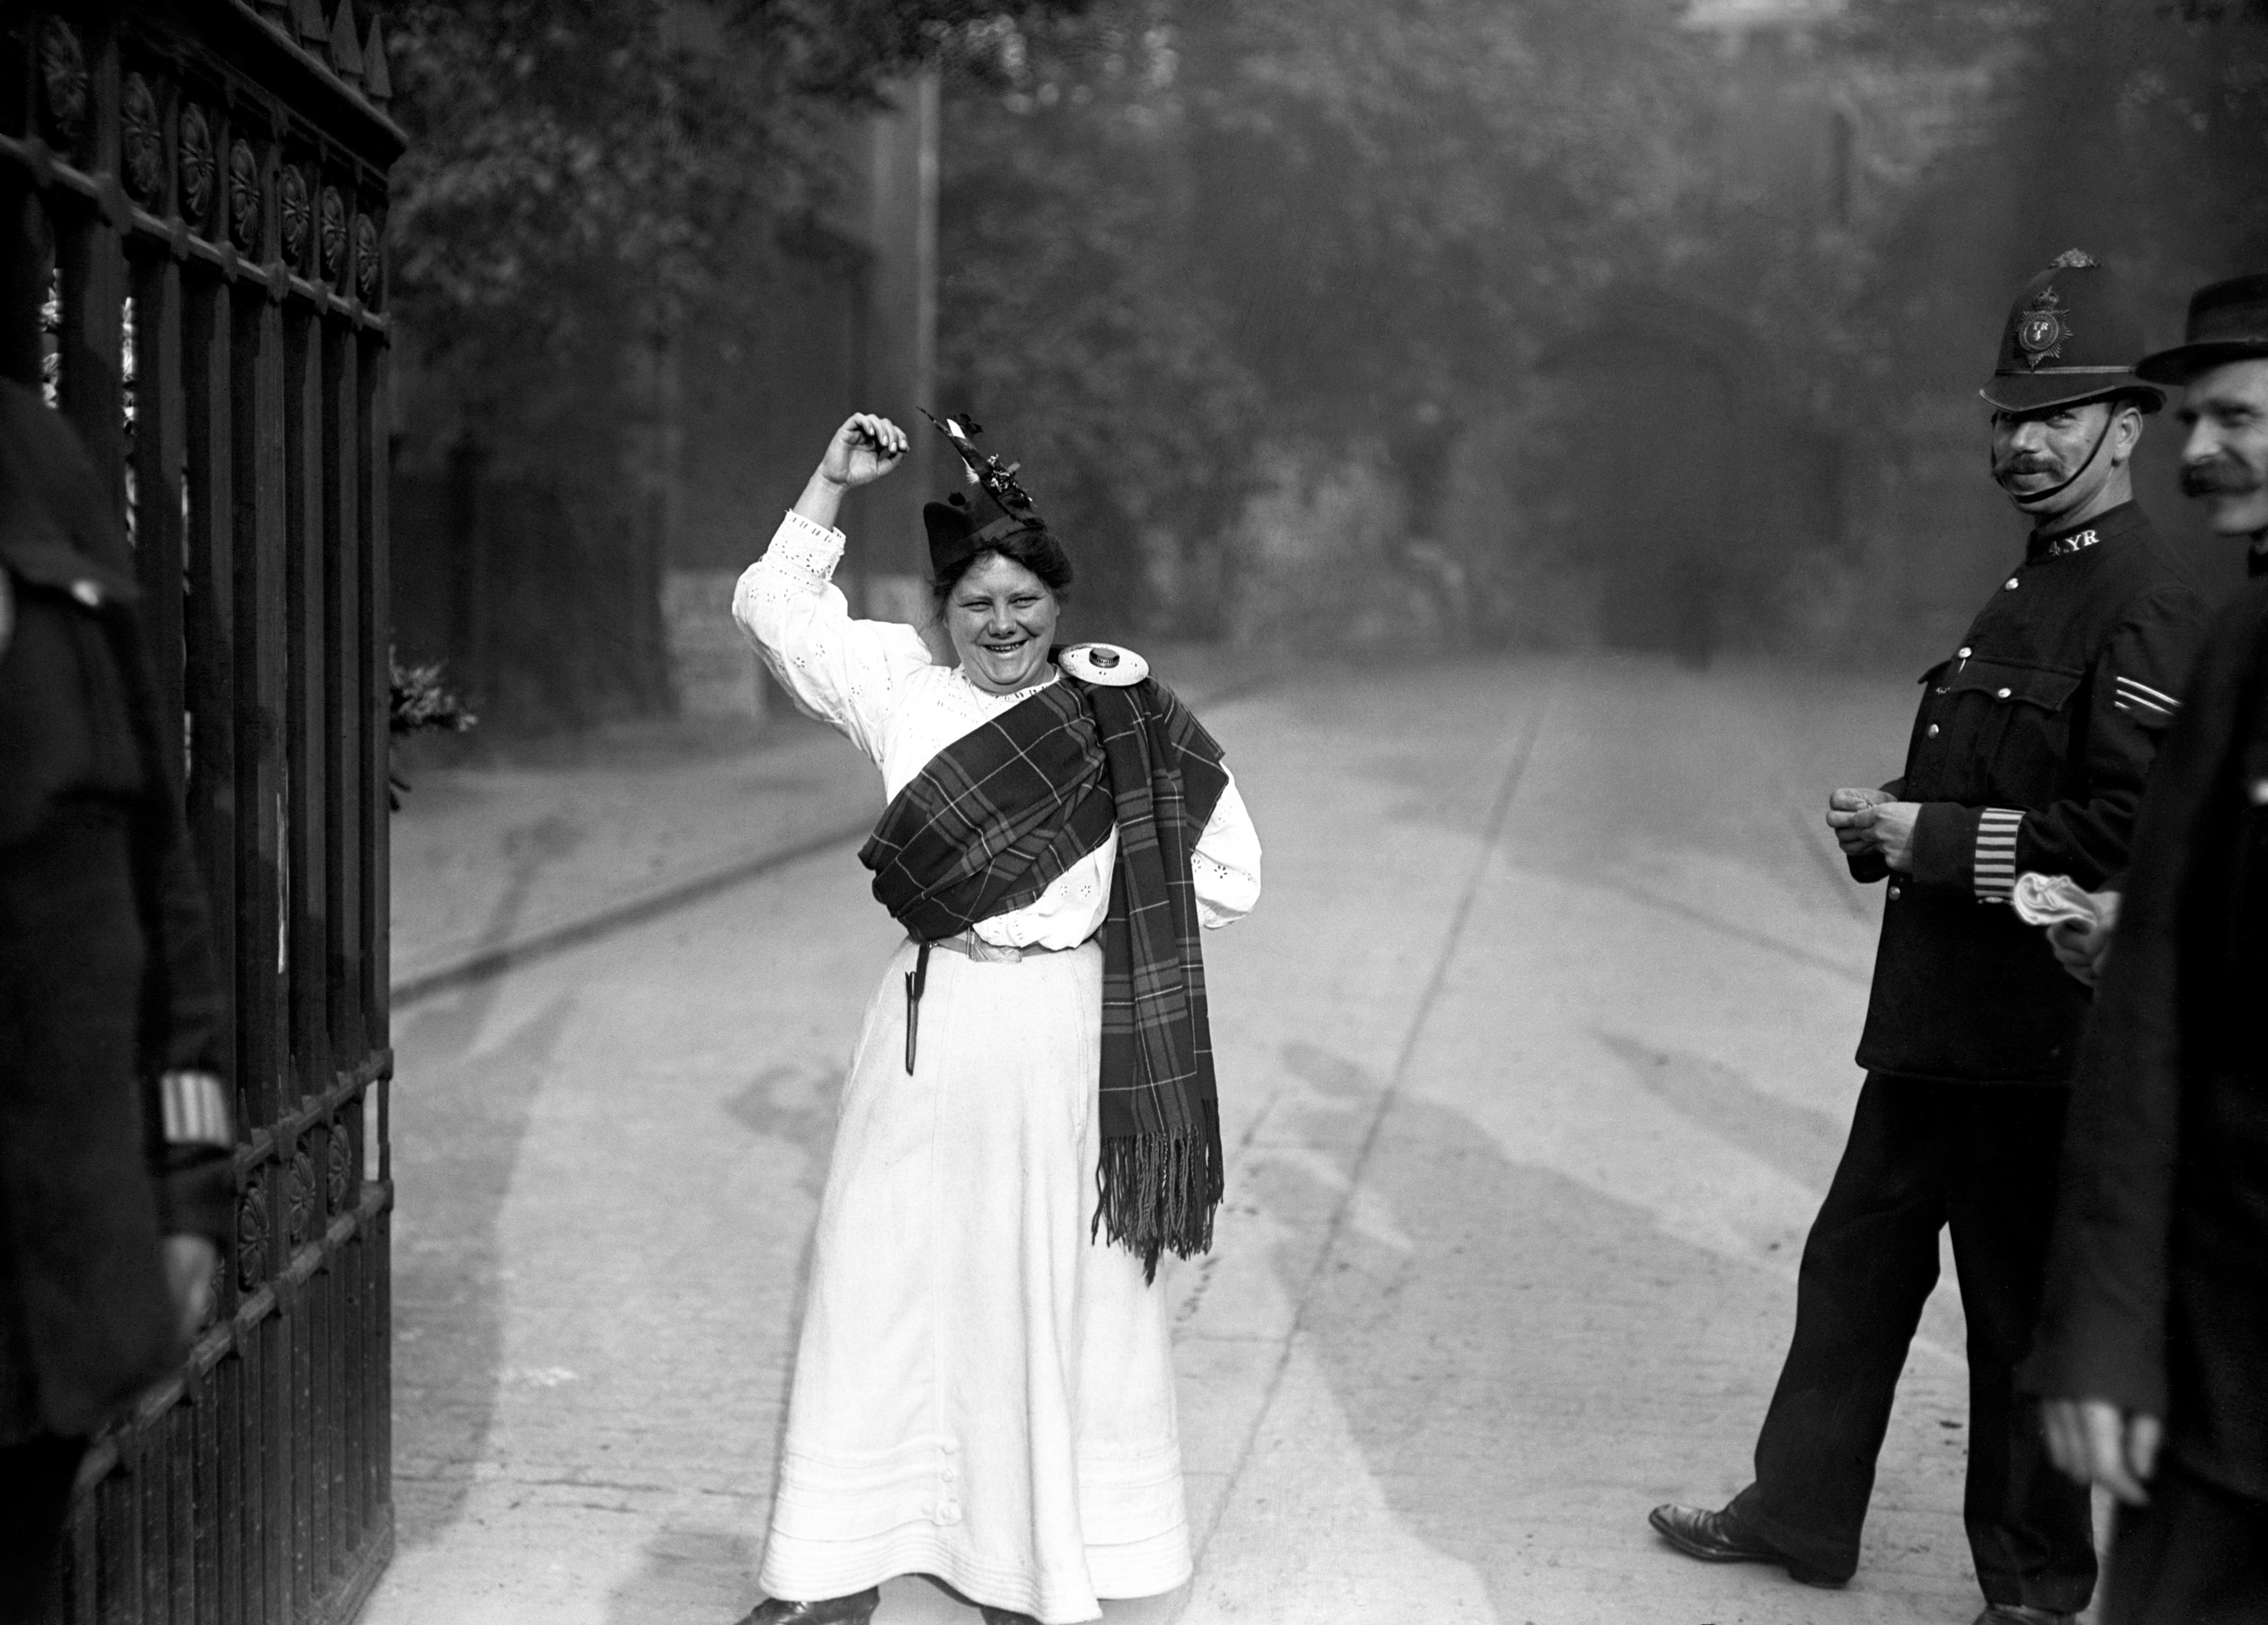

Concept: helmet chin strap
[[1999, 410, 2116, 516]]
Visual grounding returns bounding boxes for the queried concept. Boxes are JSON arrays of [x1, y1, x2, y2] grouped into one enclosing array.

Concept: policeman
[[2027, 271, 2268, 1621], [1648, 251, 2211, 1625], [0, 379, 235, 1622]]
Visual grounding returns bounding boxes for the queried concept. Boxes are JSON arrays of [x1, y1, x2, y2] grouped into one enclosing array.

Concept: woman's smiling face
[[945, 551, 1061, 695]]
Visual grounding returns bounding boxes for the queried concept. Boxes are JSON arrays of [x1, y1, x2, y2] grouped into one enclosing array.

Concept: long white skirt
[[758, 937, 1192, 1623]]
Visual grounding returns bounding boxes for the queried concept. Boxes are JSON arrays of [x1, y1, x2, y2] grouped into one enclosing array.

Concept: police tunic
[[1853, 502, 2209, 1084], [0, 380, 233, 1446]]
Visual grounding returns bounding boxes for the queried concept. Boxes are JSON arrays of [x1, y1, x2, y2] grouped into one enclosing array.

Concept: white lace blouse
[[732, 510, 1262, 950]]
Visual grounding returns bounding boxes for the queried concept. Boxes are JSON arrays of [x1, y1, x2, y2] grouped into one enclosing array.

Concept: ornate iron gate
[[3, 3, 400, 1619]]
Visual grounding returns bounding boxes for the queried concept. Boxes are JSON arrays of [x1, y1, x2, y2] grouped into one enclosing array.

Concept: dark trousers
[[2100, 1456, 2268, 1625], [1729, 1072, 2095, 1609], [0, 1435, 85, 1625]]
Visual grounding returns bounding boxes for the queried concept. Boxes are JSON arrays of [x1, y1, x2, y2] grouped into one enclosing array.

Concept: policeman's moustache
[[1993, 412, 2116, 512]]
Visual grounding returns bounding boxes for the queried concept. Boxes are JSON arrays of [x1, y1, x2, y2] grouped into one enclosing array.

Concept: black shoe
[[1975, 1608, 2076, 1625], [735, 1591, 882, 1625], [978, 1611, 1039, 1625], [1647, 1503, 1842, 1588]]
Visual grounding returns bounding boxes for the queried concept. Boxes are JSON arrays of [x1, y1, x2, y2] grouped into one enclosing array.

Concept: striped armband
[[1974, 808, 2023, 903], [2112, 674, 2182, 728], [159, 1069, 235, 1149]]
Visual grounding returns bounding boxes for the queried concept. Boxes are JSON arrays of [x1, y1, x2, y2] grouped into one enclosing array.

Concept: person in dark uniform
[[2025, 272, 2268, 1624], [1647, 251, 2212, 1625], [0, 378, 235, 1624]]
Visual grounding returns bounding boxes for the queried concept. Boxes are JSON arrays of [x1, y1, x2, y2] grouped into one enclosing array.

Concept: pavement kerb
[[387, 663, 1284, 1010]]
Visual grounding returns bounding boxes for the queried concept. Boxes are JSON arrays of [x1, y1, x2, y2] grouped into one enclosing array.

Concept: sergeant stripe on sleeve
[[2113, 674, 2181, 724], [1974, 807, 2023, 903], [159, 1069, 235, 1149]]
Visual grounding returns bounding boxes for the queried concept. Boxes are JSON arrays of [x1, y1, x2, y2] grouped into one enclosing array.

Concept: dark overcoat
[[2027, 575, 2268, 1500], [0, 380, 233, 1442], [1851, 502, 2209, 1083]]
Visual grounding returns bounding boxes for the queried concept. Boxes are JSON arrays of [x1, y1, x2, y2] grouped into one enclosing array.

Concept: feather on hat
[[921, 412, 1048, 577]]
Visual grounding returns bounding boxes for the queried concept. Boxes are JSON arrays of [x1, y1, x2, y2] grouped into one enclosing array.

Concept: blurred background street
[[360, 652, 2009, 1625]]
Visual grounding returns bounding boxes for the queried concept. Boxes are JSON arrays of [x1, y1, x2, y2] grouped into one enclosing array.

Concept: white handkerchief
[[2012, 871, 2099, 930]]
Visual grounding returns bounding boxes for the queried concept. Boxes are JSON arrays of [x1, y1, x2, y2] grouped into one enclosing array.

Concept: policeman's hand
[[2041, 1396, 2161, 1506], [1827, 787, 1889, 856], [1865, 802, 1919, 871], [2047, 890, 2121, 988], [817, 413, 906, 490], [1828, 792, 1920, 871], [161, 1234, 219, 1344]]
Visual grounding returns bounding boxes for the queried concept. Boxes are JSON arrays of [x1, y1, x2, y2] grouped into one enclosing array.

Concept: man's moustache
[[1994, 460, 2059, 481], [2179, 455, 2262, 497]]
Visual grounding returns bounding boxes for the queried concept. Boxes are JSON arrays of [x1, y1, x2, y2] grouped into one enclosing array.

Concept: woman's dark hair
[[929, 527, 1074, 612]]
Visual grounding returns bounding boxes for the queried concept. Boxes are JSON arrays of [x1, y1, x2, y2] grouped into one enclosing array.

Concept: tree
[[936, 7, 1260, 636], [937, 0, 1723, 642], [367, 0, 1092, 725]]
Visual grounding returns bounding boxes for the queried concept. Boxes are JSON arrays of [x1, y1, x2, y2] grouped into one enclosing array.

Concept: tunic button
[[1889, 886, 1903, 900], [940, 1440, 959, 1456], [1997, 687, 2012, 699], [937, 1499, 962, 1525], [1927, 723, 1940, 737], [1957, 647, 1972, 658], [2005, 577, 2020, 590], [941, 1465, 959, 1483]]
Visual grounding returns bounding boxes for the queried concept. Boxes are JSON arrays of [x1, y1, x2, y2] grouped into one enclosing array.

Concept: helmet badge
[[2017, 288, 2071, 370]]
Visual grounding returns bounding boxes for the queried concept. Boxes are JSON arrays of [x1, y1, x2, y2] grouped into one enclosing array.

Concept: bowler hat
[[1980, 250, 2164, 415], [2136, 272, 2268, 386]]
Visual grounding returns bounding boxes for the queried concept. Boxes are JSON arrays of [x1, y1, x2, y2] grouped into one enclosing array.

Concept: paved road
[[361, 655, 2043, 1625]]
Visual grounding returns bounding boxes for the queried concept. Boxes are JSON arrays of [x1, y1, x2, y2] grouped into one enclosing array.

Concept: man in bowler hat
[[0, 378, 236, 1623], [2025, 272, 2268, 1622], [1648, 252, 2210, 1624]]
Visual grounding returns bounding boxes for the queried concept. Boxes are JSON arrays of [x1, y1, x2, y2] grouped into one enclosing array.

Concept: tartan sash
[[860, 680, 1115, 941], [860, 670, 1230, 1277]]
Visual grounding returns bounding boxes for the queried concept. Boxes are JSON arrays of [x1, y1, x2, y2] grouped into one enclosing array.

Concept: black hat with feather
[[922, 412, 1047, 577]]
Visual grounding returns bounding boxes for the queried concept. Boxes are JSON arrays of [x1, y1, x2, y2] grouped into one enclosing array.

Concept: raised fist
[[819, 413, 908, 490]]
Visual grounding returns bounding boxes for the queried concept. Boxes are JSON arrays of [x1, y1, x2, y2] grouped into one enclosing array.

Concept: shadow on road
[[601, 1521, 761, 1625], [388, 986, 575, 1549], [1260, 1039, 1976, 1619], [1601, 1030, 1848, 1192]]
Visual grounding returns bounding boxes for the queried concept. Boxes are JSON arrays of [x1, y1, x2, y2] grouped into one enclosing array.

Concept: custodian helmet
[[1980, 250, 2163, 416]]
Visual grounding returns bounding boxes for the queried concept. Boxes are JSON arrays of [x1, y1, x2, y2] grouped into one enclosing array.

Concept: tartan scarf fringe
[[1092, 1105, 1225, 1283]]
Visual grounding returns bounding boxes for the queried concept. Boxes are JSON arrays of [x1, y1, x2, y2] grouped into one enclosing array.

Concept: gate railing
[[3, 3, 402, 1619]]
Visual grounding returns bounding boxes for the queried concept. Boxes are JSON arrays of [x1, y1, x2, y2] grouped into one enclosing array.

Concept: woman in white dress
[[730, 413, 1261, 1625]]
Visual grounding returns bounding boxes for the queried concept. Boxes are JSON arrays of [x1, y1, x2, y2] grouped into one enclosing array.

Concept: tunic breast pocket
[[1941, 656, 2083, 795]]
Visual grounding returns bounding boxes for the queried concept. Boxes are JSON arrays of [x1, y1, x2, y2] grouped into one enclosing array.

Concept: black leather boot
[[734, 1590, 882, 1625]]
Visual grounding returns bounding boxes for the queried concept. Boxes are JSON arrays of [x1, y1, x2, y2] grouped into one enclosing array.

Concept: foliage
[[389, 652, 478, 736], [936, 0, 1718, 634], [386, 651, 476, 807], [1816, 0, 2268, 419], [365, 0, 1094, 724], [936, 7, 1261, 632], [1178, 0, 1705, 424], [374, 0, 1093, 379]]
